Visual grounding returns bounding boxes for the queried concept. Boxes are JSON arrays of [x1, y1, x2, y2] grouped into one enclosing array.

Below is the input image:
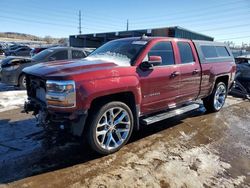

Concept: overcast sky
[[0, 0, 249, 45]]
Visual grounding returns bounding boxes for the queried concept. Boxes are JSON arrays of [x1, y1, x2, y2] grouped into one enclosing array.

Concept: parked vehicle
[[0, 49, 5, 59], [30, 47, 48, 57], [23, 37, 236, 154], [7, 44, 25, 51], [230, 55, 250, 99], [5, 46, 32, 57], [0, 47, 88, 89]]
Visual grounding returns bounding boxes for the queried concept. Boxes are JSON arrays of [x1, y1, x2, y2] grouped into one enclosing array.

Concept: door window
[[147, 41, 175, 66], [177, 42, 195, 64], [72, 50, 86, 59], [50, 50, 68, 61]]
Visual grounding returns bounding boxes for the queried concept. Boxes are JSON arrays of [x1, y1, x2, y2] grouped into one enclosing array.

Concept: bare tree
[[44, 35, 53, 44]]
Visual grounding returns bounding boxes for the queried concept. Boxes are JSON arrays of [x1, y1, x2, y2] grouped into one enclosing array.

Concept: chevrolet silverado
[[23, 37, 236, 154]]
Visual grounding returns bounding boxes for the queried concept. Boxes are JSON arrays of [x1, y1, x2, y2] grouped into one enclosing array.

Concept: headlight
[[46, 80, 76, 108], [3, 65, 20, 71]]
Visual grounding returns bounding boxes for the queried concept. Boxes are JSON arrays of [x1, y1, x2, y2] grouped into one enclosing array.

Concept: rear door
[[138, 40, 181, 115], [175, 41, 201, 103]]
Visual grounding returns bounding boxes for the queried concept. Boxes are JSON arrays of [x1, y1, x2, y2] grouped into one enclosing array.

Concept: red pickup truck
[[23, 37, 236, 154]]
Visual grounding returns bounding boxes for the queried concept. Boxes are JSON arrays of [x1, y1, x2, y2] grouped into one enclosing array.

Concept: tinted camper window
[[216, 46, 230, 57], [201, 46, 218, 58]]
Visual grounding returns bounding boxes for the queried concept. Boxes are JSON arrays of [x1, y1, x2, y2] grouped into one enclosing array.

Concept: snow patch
[[86, 52, 131, 67], [84, 144, 245, 188], [0, 90, 27, 112]]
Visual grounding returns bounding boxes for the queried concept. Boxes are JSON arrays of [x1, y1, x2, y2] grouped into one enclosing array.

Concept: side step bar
[[141, 103, 200, 125]]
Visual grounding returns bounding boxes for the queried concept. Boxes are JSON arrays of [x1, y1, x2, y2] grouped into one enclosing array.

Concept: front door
[[138, 41, 180, 115]]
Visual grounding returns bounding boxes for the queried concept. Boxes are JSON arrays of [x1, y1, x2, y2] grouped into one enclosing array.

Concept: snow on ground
[[84, 140, 245, 188], [0, 83, 27, 112]]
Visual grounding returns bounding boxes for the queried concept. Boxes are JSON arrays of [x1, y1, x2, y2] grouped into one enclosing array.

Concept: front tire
[[19, 74, 26, 90], [203, 82, 227, 112], [87, 101, 134, 155]]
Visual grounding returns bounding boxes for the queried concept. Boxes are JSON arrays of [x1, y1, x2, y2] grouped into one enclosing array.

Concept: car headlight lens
[[46, 80, 76, 108], [3, 65, 20, 71]]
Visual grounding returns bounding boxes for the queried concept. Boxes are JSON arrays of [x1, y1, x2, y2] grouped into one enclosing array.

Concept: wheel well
[[215, 75, 229, 88], [88, 92, 139, 131], [90, 92, 136, 112]]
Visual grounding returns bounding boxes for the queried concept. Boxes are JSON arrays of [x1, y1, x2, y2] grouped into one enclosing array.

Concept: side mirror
[[140, 56, 162, 70], [148, 56, 162, 66]]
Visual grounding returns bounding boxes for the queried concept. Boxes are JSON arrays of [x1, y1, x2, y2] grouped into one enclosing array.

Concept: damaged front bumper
[[24, 98, 88, 136]]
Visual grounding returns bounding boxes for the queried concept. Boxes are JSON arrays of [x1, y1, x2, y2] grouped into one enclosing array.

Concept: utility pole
[[78, 10, 82, 34], [126, 19, 129, 31]]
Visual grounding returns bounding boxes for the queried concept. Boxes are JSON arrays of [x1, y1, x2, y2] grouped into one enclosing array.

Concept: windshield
[[87, 40, 147, 66], [32, 49, 54, 62]]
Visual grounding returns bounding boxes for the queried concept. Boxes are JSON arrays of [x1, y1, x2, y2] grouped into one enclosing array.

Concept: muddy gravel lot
[[0, 83, 249, 188]]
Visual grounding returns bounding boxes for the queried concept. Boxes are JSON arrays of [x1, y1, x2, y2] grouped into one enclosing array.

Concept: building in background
[[69, 26, 214, 48]]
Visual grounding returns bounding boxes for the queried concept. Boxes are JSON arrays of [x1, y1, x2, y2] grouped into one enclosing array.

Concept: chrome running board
[[141, 103, 200, 125]]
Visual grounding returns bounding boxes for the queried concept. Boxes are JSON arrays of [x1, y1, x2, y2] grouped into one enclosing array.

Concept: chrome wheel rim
[[214, 85, 226, 110], [96, 107, 131, 151]]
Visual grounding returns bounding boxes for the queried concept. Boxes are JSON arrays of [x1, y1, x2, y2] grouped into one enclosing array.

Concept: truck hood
[[23, 58, 129, 79]]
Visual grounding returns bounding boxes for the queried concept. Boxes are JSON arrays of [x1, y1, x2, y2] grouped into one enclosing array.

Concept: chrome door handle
[[171, 71, 180, 78], [193, 69, 199, 75]]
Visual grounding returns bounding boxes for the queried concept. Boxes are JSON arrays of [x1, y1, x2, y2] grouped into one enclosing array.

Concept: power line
[[216, 35, 250, 41], [130, 0, 247, 22], [213, 30, 250, 36], [197, 23, 250, 32], [0, 8, 77, 23], [0, 0, 248, 33], [0, 1, 122, 23], [131, 5, 249, 25], [0, 8, 124, 28], [0, 15, 76, 28], [0, 15, 107, 32], [130, 12, 250, 32]]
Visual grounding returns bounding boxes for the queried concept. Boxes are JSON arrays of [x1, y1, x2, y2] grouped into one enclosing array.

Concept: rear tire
[[86, 101, 134, 155], [19, 74, 26, 90], [203, 82, 227, 112]]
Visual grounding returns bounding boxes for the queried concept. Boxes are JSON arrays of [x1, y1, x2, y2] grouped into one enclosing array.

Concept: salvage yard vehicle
[[4, 46, 32, 57], [30, 47, 48, 57], [230, 55, 250, 99], [23, 37, 236, 154], [0, 49, 5, 59], [0, 47, 88, 89]]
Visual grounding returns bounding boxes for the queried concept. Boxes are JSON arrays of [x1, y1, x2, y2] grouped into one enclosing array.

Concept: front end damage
[[23, 75, 88, 136]]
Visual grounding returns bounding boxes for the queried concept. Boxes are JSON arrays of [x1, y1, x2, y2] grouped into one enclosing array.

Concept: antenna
[[78, 10, 82, 34]]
